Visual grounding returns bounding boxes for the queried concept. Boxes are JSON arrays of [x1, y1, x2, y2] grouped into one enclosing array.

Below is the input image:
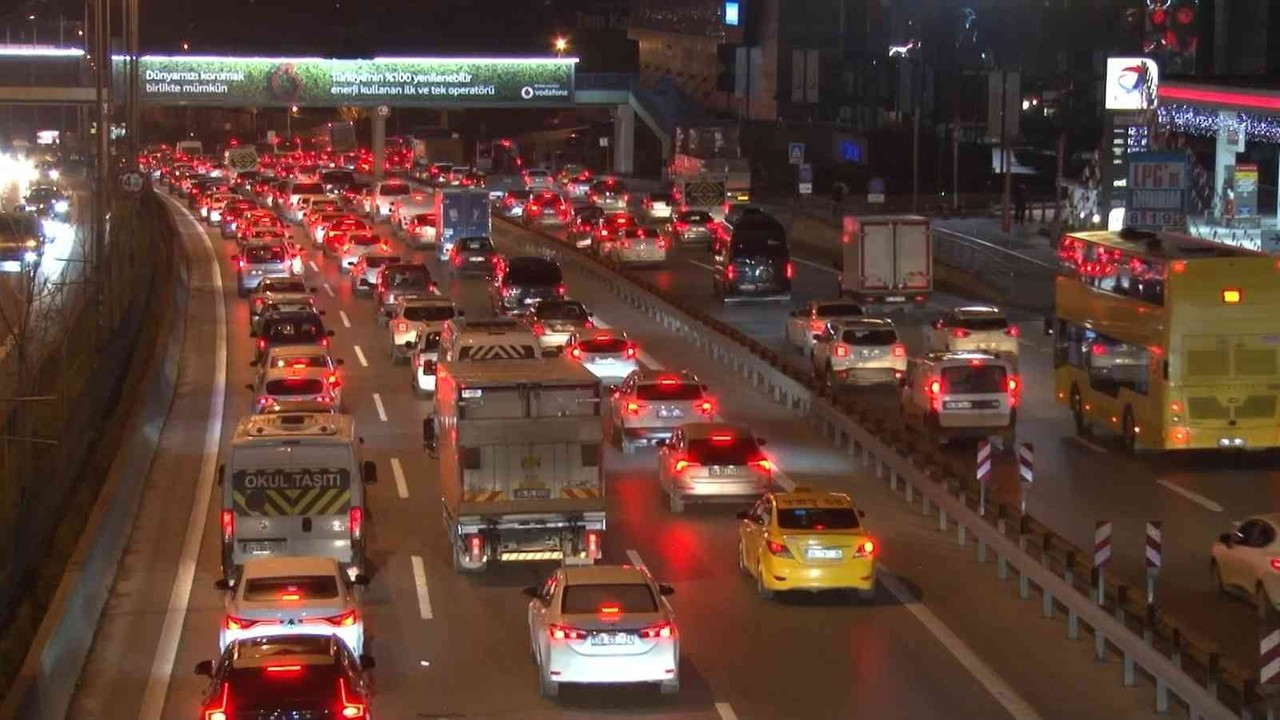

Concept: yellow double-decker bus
[[1051, 229, 1280, 451]]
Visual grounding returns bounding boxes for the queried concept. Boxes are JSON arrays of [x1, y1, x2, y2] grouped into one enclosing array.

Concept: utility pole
[[911, 57, 921, 214], [1000, 68, 1012, 233], [93, 0, 110, 339], [127, 0, 140, 163], [952, 121, 960, 211]]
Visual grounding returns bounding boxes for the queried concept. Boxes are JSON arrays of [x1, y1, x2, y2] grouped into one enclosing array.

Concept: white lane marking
[[638, 349, 662, 369], [410, 555, 434, 620], [626, 549, 646, 568], [323, 282, 335, 297], [1068, 436, 1107, 453], [391, 457, 409, 499], [140, 196, 228, 720], [771, 468, 798, 492], [308, 260, 319, 272], [373, 392, 388, 422], [878, 572, 1044, 720], [688, 259, 716, 272], [715, 703, 740, 720], [1157, 479, 1224, 512], [793, 256, 837, 274], [339, 310, 351, 328], [353, 345, 368, 367]]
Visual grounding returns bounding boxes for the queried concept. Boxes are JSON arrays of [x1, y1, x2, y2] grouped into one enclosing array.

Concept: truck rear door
[[894, 222, 932, 293], [860, 222, 895, 291]]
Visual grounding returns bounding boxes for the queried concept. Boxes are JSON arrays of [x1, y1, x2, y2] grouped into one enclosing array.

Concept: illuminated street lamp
[[286, 105, 300, 140], [553, 37, 568, 57]]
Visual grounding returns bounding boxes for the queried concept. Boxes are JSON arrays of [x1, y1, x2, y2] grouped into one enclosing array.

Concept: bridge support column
[[613, 104, 634, 176], [372, 112, 386, 180]]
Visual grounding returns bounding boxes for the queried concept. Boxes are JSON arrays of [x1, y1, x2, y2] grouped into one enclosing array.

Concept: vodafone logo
[[520, 86, 534, 100]]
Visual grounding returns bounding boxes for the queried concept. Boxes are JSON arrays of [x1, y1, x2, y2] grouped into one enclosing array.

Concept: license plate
[[469, 256, 485, 262], [709, 466, 743, 476], [859, 350, 882, 358], [241, 541, 281, 555], [513, 487, 551, 499], [595, 357, 615, 364], [885, 295, 906, 302], [739, 284, 757, 291], [656, 408, 684, 418], [805, 547, 843, 560], [590, 632, 635, 646], [944, 401, 973, 409]]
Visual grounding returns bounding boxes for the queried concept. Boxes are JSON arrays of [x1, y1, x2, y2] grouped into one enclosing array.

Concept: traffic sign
[[867, 193, 886, 204], [119, 170, 145, 194], [788, 142, 804, 165], [797, 162, 813, 195]]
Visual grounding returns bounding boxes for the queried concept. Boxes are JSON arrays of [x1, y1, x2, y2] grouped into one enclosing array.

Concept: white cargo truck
[[426, 356, 605, 572], [837, 215, 932, 305]]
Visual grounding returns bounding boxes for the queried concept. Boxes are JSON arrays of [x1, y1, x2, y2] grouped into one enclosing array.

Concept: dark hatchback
[[251, 310, 333, 364], [449, 236, 500, 277], [712, 212, 792, 302], [492, 256, 566, 313]]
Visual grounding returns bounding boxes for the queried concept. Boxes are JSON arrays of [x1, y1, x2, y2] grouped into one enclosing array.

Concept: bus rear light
[[466, 534, 483, 563], [891, 343, 906, 357], [1171, 427, 1189, 444], [834, 345, 849, 358], [220, 510, 234, 542], [1222, 288, 1242, 304], [1005, 325, 1021, 338], [586, 530, 602, 560], [349, 507, 364, 541], [1170, 401, 1183, 414]]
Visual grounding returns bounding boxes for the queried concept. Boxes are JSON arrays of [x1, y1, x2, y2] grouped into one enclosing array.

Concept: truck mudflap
[[443, 505, 606, 571]]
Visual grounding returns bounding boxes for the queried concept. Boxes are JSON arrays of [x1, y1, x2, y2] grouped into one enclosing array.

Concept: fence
[[0, 189, 169, 690]]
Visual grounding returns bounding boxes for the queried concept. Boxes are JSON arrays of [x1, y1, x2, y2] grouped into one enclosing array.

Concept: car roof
[[230, 635, 337, 669], [263, 310, 323, 322], [922, 350, 1004, 364], [631, 368, 698, 384], [682, 422, 754, 440], [265, 344, 328, 358], [577, 328, 626, 341], [262, 364, 328, 380], [953, 305, 1003, 317], [835, 317, 894, 329], [399, 296, 453, 307], [562, 564, 651, 586], [772, 490, 854, 509], [241, 555, 341, 580]]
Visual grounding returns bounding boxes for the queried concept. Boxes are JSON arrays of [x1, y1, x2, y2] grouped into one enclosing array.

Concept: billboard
[[1105, 57, 1159, 111], [124, 56, 576, 107], [1126, 151, 1186, 230]]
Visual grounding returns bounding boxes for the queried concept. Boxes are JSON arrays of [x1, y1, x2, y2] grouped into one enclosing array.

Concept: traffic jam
[[151, 146, 897, 716]]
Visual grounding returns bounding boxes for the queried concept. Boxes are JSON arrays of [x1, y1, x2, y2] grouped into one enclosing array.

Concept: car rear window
[[244, 246, 287, 263], [592, 180, 626, 194], [636, 382, 703, 401], [955, 315, 1009, 331], [252, 230, 286, 240], [264, 377, 326, 395], [458, 237, 492, 252], [260, 279, 307, 294], [817, 303, 863, 318], [577, 337, 628, 354], [412, 212, 437, 224], [364, 255, 400, 268], [731, 232, 788, 256], [942, 364, 1008, 394], [506, 190, 531, 200], [687, 436, 762, 465], [677, 211, 712, 223], [842, 328, 898, 345], [648, 193, 672, 203], [384, 268, 430, 288], [777, 507, 860, 530], [534, 303, 588, 321], [560, 583, 657, 615], [351, 234, 380, 246], [290, 182, 323, 194], [526, 170, 549, 178], [380, 183, 410, 196], [269, 355, 327, 369], [265, 319, 325, 343], [506, 261, 562, 286], [225, 664, 339, 709], [403, 305, 455, 322], [321, 170, 354, 184], [623, 227, 660, 238]]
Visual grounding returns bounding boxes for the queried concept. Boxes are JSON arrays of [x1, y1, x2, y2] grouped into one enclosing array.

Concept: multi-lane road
[[67, 186, 1168, 719]]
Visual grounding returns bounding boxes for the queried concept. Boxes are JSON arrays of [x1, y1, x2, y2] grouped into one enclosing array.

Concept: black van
[[711, 211, 792, 302], [492, 256, 566, 314]]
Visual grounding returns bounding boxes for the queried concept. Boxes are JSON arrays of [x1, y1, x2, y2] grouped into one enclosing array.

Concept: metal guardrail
[[932, 226, 1057, 312], [499, 215, 1251, 720]]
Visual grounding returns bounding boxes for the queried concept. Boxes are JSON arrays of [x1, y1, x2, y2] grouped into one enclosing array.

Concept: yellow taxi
[[736, 489, 877, 601]]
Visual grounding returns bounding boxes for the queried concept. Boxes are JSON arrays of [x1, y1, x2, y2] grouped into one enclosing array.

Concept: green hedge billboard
[[124, 56, 576, 107]]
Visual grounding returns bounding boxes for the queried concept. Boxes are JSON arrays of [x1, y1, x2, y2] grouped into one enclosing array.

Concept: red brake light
[[638, 622, 674, 639], [598, 603, 621, 615], [550, 623, 587, 640], [264, 664, 303, 674], [225, 615, 276, 631], [765, 539, 793, 558], [203, 684, 230, 720], [659, 376, 678, 385], [1006, 325, 1021, 338], [1091, 343, 1108, 356], [625, 344, 637, 359], [710, 434, 734, 443], [786, 262, 794, 280], [726, 265, 736, 280], [750, 458, 773, 471], [531, 322, 545, 336], [220, 509, 234, 541], [280, 591, 302, 601], [1271, 558, 1280, 572], [674, 221, 689, 232], [397, 321, 409, 333], [339, 678, 368, 718], [674, 459, 697, 473], [625, 401, 642, 415], [570, 346, 582, 360], [349, 506, 364, 540], [928, 380, 941, 396], [557, 283, 567, 296], [698, 400, 714, 415], [853, 539, 877, 557], [834, 345, 849, 358], [950, 328, 970, 338], [1008, 377, 1019, 393], [892, 343, 906, 357], [309, 610, 358, 627]]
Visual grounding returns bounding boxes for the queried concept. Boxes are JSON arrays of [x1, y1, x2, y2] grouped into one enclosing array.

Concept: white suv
[[899, 351, 1018, 447]]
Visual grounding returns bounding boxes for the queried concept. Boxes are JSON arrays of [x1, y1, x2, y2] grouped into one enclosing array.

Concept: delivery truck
[[837, 215, 932, 305], [433, 187, 492, 261], [426, 355, 606, 572]]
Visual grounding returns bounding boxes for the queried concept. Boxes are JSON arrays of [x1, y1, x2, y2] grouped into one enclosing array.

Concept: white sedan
[[525, 565, 679, 698], [216, 555, 367, 654], [784, 300, 864, 352], [566, 329, 640, 384], [1212, 514, 1280, 617]]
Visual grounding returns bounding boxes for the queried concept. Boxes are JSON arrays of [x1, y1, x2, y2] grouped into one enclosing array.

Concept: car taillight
[[220, 509, 234, 541], [349, 507, 364, 541], [834, 345, 849, 358], [586, 529, 602, 560], [307, 610, 358, 627], [674, 459, 698, 473], [765, 539, 793, 558], [625, 344, 637, 359], [557, 283, 567, 296], [257, 396, 275, 408], [1006, 325, 1021, 338], [638, 622, 674, 639], [1091, 343, 1108, 355], [891, 343, 906, 357], [657, 238, 669, 250], [203, 684, 230, 720], [928, 380, 942, 396], [532, 323, 545, 336], [950, 328, 971, 339], [726, 265, 736, 280], [327, 373, 341, 388], [339, 678, 368, 718], [697, 400, 714, 415], [569, 346, 582, 360], [236, 257, 245, 269], [786, 262, 794, 280], [467, 534, 483, 563], [550, 623, 587, 640], [750, 458, 774, 471], [674, 221, 688, 232], [397, 321, 409, 333], [852, 539, 877, 558], [625, 401, 643, 415]]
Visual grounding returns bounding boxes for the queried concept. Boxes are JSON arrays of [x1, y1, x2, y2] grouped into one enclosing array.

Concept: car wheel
[[659, 677, 680, 695], [1070, 385, 1086, 436], [1258, 583, 1275, 621], [667, 491, 684, 514], [756, 563, 774, 599], [1211, 561, 1226, 597], [539, 669, 560, 698]]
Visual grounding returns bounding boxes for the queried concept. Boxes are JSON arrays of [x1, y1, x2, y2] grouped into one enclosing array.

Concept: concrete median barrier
[[0, 195, 189, 720]]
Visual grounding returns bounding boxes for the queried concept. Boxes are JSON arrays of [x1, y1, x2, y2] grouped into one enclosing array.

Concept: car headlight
[[23, 250, 38, 263], [24, 239, 38, 248], [54, 200, 69, 213]]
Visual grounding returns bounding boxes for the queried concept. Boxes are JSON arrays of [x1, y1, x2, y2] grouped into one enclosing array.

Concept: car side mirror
[[458, 310, 466, 317], [1220, 532, 1234, 546], [353, 573, 370, 586], [327, 330, 335, 337], [361, 460, 378, 484], [522, 586, 540, 599], [858, 509, 867, 518], [336, 358, 345, 366], [244, 383, 254, 391], [359, 655, 377, 670], [249, 330, 258, 338], [658, 583, 675, 596], [654, 439, 667, 447], [230, 254, 240, 262], [214, 578, 232, 591], [756, 439, 767, 447], [194, 660, 214, 677], [736, 510, 751, 520]]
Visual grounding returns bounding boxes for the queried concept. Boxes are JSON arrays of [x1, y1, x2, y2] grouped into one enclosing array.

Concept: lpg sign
[[1126, 151, 1187, 231]]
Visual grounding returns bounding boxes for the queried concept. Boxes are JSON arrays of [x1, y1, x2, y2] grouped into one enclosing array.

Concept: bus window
[[1085, 333, 1149, 397]]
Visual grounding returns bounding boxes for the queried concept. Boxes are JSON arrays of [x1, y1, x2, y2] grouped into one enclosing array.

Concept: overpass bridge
[[0, 50, 673, 174]]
